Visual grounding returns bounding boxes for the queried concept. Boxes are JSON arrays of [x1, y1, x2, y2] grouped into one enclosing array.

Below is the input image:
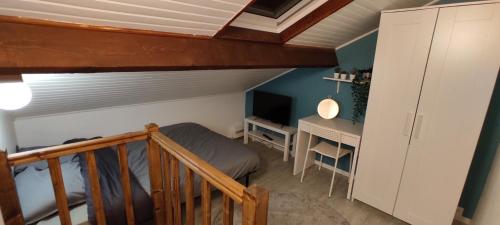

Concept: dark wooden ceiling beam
[[0, 20, 337, 74], [0, 74, 22, 82], [216, 0, 353, 45], [215, 26, 283, 44], [214, 0, 256, 37], [280, 0, 353, 42]]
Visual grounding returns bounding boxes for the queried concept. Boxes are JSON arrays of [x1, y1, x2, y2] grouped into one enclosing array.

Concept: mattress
[[127, 123, 260, 197], [35, 123, 260, 224]]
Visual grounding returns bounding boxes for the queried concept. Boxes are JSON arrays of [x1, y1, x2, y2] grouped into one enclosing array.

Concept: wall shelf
[[323, 76, 354, 93]]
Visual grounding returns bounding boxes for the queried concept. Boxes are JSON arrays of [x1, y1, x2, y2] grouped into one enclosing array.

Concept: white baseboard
[[455, 207, 472, 225]]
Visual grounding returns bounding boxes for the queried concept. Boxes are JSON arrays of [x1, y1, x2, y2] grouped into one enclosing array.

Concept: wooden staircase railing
[[0, 123, 269, 225]]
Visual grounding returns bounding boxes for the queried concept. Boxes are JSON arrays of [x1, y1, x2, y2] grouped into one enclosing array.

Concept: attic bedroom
[[0, 1, 499, 225]]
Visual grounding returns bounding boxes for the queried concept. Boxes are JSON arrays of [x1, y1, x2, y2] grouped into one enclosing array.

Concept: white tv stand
[[244, 116, 297, 161]]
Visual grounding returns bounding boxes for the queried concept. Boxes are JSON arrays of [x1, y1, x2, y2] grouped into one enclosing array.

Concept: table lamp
[[317, 98, 339, 119]]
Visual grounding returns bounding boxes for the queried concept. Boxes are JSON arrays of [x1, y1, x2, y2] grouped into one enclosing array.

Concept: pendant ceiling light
[[0, 81, 32, 110]]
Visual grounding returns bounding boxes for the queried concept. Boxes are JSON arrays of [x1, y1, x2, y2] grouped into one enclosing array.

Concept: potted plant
[[340, 70, 348, 80], [334, 67, 341, 79], [350, 68, 358, 81], [363, 69, 371, 79]]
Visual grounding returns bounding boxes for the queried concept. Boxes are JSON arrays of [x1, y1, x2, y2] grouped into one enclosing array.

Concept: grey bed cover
[[127, 122, 260, 198]]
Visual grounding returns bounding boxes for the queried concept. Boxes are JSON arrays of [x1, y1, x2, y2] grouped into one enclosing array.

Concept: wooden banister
[[117, 144, 135, 225], [201, 179, 212, 225], [151, 132, 246, 203], [152, 130, 269, 225], [170, 157, 182, 225], [242, 185, 269, 225], [184, 166, 195, 225], [1, 124, 269, 225], [146, 124, 166, 225], [86, 151, 107, 225], [0, 151, 24, 225], [7, 131, 147, 165], [161, 150, 173, 225], [223, 194, 234, 225], [47, 158, 72, 225]]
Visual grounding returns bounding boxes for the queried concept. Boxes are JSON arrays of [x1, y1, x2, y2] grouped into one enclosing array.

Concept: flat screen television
[[253, 91, 292, 126]]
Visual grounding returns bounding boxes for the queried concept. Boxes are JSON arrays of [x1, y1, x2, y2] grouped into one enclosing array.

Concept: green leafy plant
[[351, 68, 372, 123]]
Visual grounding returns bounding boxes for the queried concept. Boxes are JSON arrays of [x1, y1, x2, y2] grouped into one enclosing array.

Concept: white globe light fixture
[[0, 82, 32, 110], [317, 98, 339, 119]]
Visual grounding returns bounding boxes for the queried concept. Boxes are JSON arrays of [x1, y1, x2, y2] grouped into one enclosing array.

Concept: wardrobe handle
[[413, 114, 424, 139], [403, 112, 414, 136]]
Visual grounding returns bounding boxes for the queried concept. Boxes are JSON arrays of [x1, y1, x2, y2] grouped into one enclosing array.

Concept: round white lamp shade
[[317, 98, 339, 119], [0, 82, 32, 110]]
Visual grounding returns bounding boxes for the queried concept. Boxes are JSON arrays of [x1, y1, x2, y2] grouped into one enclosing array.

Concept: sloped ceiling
[[14, 69, 289, 118], [287, 0, 435, 48], [0, 0, 438, 48], [0, 0, 251, 36]]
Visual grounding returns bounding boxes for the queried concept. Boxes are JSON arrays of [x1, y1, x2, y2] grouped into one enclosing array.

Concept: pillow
[[15, 160, 86, 224]]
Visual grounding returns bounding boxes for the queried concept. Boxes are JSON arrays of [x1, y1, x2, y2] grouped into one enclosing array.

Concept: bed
[[14, 123, 260, 225]]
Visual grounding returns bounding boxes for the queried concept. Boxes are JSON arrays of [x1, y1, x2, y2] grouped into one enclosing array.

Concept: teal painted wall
[[245, 33, 377, 172], [459, 77, 500, 218], [245, 31, 378, 125], [244, 32, 377, 172]]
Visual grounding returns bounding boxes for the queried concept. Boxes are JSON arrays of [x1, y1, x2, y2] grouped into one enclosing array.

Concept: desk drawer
[[312, 126, 336, 140], [341, 135, 358, 146]]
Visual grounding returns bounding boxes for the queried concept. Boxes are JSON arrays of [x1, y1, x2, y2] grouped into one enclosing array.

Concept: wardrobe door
[[394, 4, 500, 225], [352, 8, 438, 213]]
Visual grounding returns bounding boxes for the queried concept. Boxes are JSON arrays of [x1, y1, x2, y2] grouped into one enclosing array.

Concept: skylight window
[[245, 0, 302, 19]]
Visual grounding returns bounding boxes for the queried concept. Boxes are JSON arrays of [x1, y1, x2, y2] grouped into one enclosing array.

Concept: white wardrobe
[[352, 2, 500, 225]]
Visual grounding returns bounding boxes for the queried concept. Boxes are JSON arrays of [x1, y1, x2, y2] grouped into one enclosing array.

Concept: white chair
[[300, 133, 352, 197]]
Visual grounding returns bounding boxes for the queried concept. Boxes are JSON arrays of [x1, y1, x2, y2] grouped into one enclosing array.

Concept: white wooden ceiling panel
[[0, 0, 253, 36], [43, 0, 229, 25], [12, 69, 289, 118], [0, 1, 220, 30], [287, 0, 436, 48]]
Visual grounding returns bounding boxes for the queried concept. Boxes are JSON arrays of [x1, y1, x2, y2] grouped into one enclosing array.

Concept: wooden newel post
[[146, 123, 166, 225], [242, 185, 269, 225], [0, 151, 24, 225]]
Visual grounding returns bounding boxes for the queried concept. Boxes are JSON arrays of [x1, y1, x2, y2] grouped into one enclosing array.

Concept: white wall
[[0, 110, 17, 153], [473, 145, 500, 225], [14, 92, 244, 147]]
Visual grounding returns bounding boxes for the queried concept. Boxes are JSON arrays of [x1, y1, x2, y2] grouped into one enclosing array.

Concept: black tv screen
[[253, 91, 292, 126]]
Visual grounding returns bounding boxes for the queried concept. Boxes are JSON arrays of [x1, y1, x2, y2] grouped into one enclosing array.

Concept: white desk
[[244, 116, 297, 161], [293, 115, 363, 199]]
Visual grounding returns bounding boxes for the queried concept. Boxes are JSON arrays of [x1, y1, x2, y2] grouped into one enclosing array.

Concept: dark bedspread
[[80, 123, 260, 225], [78, 149, 153, 225], [127, 123, 261, 197]]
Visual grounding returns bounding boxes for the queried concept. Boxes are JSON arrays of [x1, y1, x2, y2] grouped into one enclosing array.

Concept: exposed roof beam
[[217, 0, 354, 45], [214, 0, 257, 37], [0, 74, 22, 82], [215, 26, 283, 44], [0, 17, 338, 74], [280, 0, 353, 42]]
